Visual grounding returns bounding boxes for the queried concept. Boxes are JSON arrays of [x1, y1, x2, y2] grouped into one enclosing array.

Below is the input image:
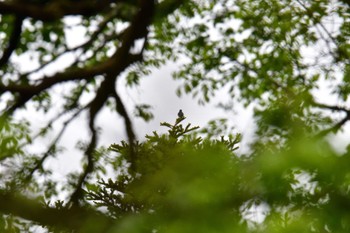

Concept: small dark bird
[[178, 109, 184, 118]]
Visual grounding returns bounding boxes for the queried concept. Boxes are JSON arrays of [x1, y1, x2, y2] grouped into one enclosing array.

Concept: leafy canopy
[[0, 0, 349, 232]]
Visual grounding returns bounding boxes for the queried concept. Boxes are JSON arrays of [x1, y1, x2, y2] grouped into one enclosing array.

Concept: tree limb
[[313, 102, 350, 113], [24, 107, 86, 184], [113, 89, 136, 170], [69, 115, 98, 206], [68, 0, 155, 203], [0, 15, 24, 68], [0, 0, 112, 21], [1, 57, 115, 112], [0, 190, 113, 232], [22, 7, 121, 77], [313, 101, 350, 137], [316, 112, 350, 137]]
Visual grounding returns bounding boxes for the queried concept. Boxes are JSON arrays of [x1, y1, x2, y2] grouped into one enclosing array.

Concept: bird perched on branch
[[178, 109, 184, 118]]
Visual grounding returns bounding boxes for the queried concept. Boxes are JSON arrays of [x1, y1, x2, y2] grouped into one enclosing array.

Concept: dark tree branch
[[0, 190, 113, 232], [22, 7, 121, 77], [24, 107, 86, 184], [69, 116, 98, 206], [0, 0, 180, 114], [103, 0, 155, 171], [0, 0, 112, 21], [0, 15, 24, 68], [0, 0, 178, 212], [316, 112, 350, 137], [313, 101, 350, 137], [1, 0, 155, 113], [313, 102, 350, 113], [70, 0, 152, 201], [68, 0, 155, 203], [1, 58, 116, 112], [0, 0, 186, 228], [68, 77, 116, 206], [112, 89, 136, 170]]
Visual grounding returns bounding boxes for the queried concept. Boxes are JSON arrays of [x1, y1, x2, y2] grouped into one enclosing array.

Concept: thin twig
[[69, 116, 97, 206], [24, 106, 86, 183], [313, 101, 350, 137], [112, 90, 136, 171], [316, 112, 350, 137], [22, 7, 121, 77], [295, 0, 338, 57]]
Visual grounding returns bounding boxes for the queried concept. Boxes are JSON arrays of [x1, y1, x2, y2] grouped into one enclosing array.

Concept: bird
[[178, 109, 184, 118]]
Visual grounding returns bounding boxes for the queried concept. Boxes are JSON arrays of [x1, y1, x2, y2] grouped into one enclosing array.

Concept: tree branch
[[69, 115, 98, 206], [24, 107, 86, 184], [0, 0, 182, 114], [0, 190, 113, 232], [112, 89, 136, 170], [0, 0, 112, 21], [316, 112, 350, 137], [1, 0, 155, 113], [1, 58, 115, 112], [313, 102, 350, 113], [0, 15, 24, 68], [68, 0, 155, 199], [312, 101, 350, 137], [22, 7, 121, 77]]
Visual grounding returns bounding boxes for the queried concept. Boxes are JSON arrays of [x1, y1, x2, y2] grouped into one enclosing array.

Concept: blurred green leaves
[[134, 104, 154, 122], [85, 117, 350, 233], [0, 116, 31, 161]]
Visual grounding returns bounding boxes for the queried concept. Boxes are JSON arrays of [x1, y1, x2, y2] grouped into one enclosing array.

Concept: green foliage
[[85, 118, 350, 233], [134, 104, 154, 122], [0, 0, 349, 232], [0, 115, 31, 161], [88, 118, 243, 230]]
